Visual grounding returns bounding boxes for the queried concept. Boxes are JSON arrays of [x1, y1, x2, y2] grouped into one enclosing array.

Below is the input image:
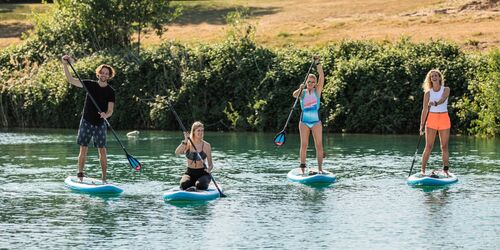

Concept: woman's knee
[[440, 144, 448, 152], [316, 148, 324, 156], [196, 182, 209, 190], [314, 142, 323, 152], [179, 175, 192, 190], [180, 181, 192, 190], [196, 175, 211, 190], [299, 141, 309, 150]]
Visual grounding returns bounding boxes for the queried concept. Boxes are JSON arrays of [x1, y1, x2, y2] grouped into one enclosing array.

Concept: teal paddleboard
[[407, 172, 458, 186], [163, 187, 221, 201], [287, 168, 336, 184], [64, 176, 123, 194]]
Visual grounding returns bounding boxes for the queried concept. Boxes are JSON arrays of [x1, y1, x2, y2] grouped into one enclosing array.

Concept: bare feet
[[429, 170, 439, 178], [443, 170, 450, 178], [308, 170, 317, 175]]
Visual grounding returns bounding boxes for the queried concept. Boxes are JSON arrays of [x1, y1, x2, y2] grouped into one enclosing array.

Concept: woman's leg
[[421, 127, 437, 175], [299, 122, 311, 174], [311, 122, 324, 173], [180, 174, 194, 190], [438, 128, 450, 175], [196, 174, 212, 190]]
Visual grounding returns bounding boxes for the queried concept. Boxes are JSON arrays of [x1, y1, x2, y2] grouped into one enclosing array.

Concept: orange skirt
[[426, 112, 451, 130]]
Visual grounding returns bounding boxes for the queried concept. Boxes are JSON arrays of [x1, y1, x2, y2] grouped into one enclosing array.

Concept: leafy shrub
[[0, 37, 496, 136]]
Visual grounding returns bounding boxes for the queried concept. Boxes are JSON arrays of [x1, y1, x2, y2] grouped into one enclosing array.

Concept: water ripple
[[0, 131, 498, 249]]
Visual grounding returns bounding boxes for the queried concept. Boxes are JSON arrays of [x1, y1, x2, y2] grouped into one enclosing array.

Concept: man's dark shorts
[[77, 118, 107, 148]]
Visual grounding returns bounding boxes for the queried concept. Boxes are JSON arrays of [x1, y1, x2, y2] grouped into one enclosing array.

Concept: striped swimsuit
[[300, 89, 321, 128]]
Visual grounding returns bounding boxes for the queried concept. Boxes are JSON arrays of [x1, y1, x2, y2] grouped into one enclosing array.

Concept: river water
[[0, 130, 499, 249]]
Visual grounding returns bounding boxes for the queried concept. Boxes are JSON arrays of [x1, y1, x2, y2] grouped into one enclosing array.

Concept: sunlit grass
[[0, 3, 50, 21], [0, 1, 499, 50]]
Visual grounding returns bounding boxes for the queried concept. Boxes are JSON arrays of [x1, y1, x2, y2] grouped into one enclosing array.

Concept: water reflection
[[420, 187, 455, 249], [67, 190, 123, 199], [79, 198, 120, 238], [414, 185, 451, 193], [295, 185, 329, 203], [302, 182, 335, 189], [166, 200, 212, 208]]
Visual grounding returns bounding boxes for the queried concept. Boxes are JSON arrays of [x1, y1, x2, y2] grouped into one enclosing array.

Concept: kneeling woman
[[175, 121, 213, 191]]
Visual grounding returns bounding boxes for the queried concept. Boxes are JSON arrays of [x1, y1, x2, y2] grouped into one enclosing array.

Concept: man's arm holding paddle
[[61, 55, 82, 87]]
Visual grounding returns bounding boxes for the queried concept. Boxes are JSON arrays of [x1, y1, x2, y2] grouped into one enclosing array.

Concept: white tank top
[[429, 86, 448, 112]]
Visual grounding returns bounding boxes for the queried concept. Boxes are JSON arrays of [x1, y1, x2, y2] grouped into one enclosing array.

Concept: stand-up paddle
[[65, 60, 142, 171], [165, 99, 226, 198], [273, 58, 316, 146], [408, 110, 430, 177]]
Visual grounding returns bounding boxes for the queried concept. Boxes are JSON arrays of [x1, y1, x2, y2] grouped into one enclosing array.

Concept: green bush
[[0, 38, 497, 136], [456, 50, 500, 136], [320, 40, 476, 133]]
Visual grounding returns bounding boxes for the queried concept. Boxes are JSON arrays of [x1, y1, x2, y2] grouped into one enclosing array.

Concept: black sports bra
[[185, 142, 207, 162]]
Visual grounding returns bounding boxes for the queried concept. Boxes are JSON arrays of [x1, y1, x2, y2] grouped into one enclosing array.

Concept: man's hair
[[95, 64, 116, 79]]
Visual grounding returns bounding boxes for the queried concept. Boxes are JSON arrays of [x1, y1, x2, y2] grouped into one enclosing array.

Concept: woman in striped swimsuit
[[292, 56, 325, 175]]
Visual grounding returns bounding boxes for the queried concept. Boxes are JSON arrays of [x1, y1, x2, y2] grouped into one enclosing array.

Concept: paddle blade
[[127, 154, 142, 171], [273, 132, 286, 146]]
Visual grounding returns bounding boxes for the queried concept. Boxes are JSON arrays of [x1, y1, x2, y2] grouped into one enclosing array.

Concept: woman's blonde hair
[[190, 121, 204, 140], [307, 74, 317, 84], [95, 64, 116, 79], [422, 69, 444, 92]]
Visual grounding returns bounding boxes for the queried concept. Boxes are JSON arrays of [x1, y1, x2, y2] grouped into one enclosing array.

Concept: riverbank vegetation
[[0, 1, 498, 136]]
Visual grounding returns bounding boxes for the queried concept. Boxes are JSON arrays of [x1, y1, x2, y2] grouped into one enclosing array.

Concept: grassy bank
[[1, 0, 499, 50]]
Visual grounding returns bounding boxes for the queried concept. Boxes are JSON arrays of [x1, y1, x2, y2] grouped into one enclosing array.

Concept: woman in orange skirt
[[419, 69, 451, 177]]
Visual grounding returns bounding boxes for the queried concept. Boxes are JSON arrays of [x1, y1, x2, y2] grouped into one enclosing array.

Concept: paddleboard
[[64, 176, 123, 194], [407, 172, 458, 186], [287, 168, 336, 184], [163, 187, 221, 201]]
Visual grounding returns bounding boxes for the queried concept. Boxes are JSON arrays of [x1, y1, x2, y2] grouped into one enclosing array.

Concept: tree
[[129, 0, 182, 53], [30, 0, 180, 55]]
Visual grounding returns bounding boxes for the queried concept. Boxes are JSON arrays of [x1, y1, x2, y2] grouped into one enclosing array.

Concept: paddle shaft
[[166, 99, 226, 197], [408, 110, 431, 177], [280, 60, 316, 131], [66, 61, 130, 155]]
